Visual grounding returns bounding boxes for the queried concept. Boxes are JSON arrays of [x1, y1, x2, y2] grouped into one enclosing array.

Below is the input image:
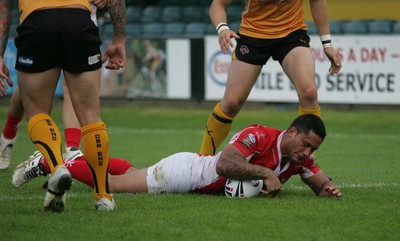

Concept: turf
[[0, 103, 399, 241]]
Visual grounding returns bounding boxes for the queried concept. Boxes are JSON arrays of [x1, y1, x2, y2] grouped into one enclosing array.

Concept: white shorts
[[146, 152, 196, 194], [146, 152, 220, 194]]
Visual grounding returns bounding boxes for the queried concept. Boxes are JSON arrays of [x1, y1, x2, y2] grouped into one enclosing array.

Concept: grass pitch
[[0, 103, 399, 241]]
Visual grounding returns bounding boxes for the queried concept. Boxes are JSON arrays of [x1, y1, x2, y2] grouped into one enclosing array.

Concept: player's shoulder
[[230, 124, 279, 142], [245, 124, 281, 134], [243, 123, 270, 131], [239, 124, 281, 142]]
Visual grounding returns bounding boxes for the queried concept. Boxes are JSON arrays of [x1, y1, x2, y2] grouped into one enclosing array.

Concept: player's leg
[[12, 151, 134, 190], [281, 45, 320, 158], [19, 70, 66, 172], [107, 157, 136, 174], [108, 169, 148, 193], [61, 8, 115, 210], [200, 60, 262, 154], [18, 69, 72, 212], [64, 70, 114, 210], [55, 156, 133, 189], [60, 76, 86, 162], [281, 48, 320, 117], [109, 152, 195, 194], [61, 77, 81, 148], [0, 87, 24, 169]]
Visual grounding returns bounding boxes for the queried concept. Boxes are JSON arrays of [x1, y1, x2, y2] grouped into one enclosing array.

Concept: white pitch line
[[0, 191, 91, 201], [13, 126, 400, 139], [107, 127, 204, 135], [284, 182, 400, 190], [107, 127, 400, 139], [1, 182, 399, 201], [329, 133, 400, 139]]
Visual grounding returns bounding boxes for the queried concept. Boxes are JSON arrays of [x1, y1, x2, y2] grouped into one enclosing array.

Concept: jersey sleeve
[[299, 155, 321, 179], [229, 125, 271, 160]]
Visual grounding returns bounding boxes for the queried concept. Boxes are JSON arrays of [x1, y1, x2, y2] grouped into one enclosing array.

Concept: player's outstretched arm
[[303, 170, 342, 198]]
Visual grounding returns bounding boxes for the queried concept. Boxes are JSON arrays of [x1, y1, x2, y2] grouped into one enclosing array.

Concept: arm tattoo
[[106, 0, 126, 38], [218, 151, 272, 180], [0, 0, 13, 56]]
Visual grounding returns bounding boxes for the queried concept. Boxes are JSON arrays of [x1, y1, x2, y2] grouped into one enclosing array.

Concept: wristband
[[322, 43, 333, 48], [217, 25, 230, 35], [320, 34, 331, 42], [216, 22, 230, 35], [320, 34, 333, 48], [322, 39, 333, 48], [216, 22, 227, 31]]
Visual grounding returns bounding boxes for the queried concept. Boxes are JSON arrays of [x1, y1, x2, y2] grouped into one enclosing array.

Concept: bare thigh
[[281, 47, 319, 108], [17, 68, 61, 118], [108, 169, 149, 193], [220, 60, 263, 116]]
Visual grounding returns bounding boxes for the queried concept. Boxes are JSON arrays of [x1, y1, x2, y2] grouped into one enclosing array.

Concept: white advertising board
[[166, 39, 191, 99], [205, 35, 400, 105]]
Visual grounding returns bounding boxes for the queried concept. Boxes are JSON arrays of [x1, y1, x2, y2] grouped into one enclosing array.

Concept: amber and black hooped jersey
[[239, 0, 307, 39], [18, 0, 93, 23]]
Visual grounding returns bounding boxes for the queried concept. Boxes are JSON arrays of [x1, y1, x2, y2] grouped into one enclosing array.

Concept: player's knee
[[220, 98, 243, 116], [298, 86, 318, 103]]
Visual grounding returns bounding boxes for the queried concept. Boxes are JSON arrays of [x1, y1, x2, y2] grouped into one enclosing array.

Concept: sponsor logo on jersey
[[240, 133, 256, 148], [88, 54, 101, 65]]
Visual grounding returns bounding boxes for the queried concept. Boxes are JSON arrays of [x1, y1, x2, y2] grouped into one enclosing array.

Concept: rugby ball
[[225, 179, 263, 198]]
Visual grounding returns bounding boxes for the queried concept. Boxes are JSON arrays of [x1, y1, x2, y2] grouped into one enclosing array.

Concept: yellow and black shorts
[[233, 30, 311, 65], [15, 8, 102, 73]]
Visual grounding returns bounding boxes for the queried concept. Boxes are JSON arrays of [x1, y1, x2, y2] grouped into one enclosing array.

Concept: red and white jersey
[[190, 124, 320, 194]]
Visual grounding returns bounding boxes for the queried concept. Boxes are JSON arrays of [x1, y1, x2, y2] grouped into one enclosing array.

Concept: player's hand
[[0, 58, 13, 96], [261, 174, 281, 197], [90, 0, 107, 9], [102, 41, 126, 70], [319, 184, 342, 198], [218, 29, 240, 54], [324, 47, 342, 75]]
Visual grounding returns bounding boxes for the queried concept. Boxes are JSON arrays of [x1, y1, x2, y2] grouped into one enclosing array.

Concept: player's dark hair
[[289, 114, 326, 139]]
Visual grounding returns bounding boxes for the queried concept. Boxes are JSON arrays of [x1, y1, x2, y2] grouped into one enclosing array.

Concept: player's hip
[[233, 30, 311, 65], [146, 152, 220, 194]]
